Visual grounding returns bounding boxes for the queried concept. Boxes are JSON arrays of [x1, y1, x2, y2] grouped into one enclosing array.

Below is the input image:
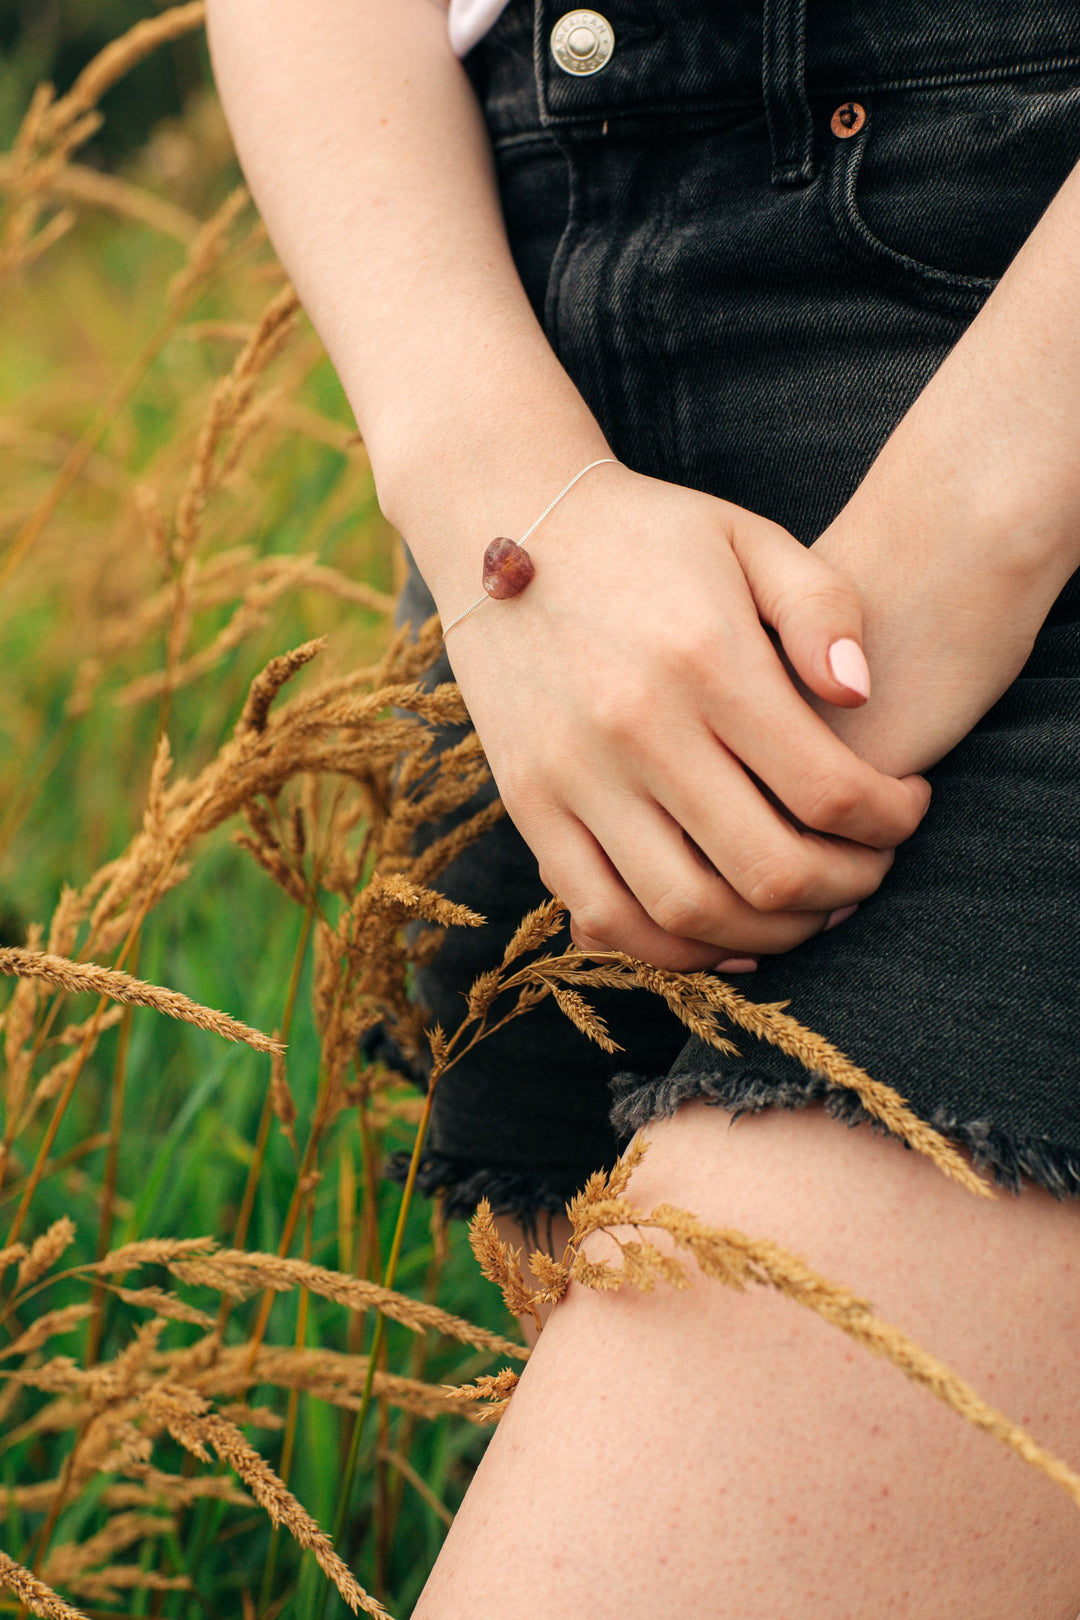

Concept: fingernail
[[827, 637, 871, 700], [713, 956, 759, 973], [824, 903, 858, 931]]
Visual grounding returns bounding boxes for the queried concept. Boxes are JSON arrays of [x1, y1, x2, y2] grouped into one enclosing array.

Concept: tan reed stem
[[217, 902, 315, 1343], [85, 942, 139, 1366], [4, 1015, 101, 1254], [256, 1197, 315, 1617], [2, 310, 196, 595], [356, 1095, 383, 1308], [329, 1084, 435, 1560], [384, 1212, 450, 1553]]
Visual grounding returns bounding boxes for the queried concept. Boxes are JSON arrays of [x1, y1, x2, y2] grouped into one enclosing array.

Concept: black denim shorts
[[394, 0, 1080, 1220]]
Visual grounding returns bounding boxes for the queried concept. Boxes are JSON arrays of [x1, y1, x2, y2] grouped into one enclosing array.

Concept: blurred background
[[0, 0, 211, 164], [0, 7, 516, 1617]]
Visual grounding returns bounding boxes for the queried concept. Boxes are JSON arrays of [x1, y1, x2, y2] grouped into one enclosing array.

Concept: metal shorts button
[[551, 10, 615, 76], [830, 101, 867, 138]]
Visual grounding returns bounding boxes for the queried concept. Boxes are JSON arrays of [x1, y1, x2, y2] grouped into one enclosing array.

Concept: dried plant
[[473, 1138, 1080, 1509], [1, 8, 1076, 1618]]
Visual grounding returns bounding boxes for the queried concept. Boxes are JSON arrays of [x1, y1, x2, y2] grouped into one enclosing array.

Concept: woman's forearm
[[849, 154, 1080, 591], [807, 157, 1080, 779], [205, 0, 608, 614]]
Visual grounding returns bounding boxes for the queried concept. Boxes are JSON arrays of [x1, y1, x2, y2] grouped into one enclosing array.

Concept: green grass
[[0, 90, 515, 1619]]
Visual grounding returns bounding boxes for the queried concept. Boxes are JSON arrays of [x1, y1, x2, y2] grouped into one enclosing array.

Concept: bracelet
[[441, 457, 618, 636]]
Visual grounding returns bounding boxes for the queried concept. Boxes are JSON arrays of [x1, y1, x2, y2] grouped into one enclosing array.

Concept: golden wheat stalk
[[141, 1386, 391, 1618], [15, 1216, 76, 1290], [172, 1342, 499, 1427], [0, 1550, 87, 1620], [42, 1510, 172, 1584], [687, 972, 992, 1198], [0, 154, 199, 242], [543, 1172, 1080, 1513], [499, 927, 991, 1198], [165, 1246, 526, 1359], [0, 949, 283, 1053], [58, 1568, 191, 1602], [91, 1236, 218, 1275], [0, 1303, 92, 1360], [39, 4, 207, 142]]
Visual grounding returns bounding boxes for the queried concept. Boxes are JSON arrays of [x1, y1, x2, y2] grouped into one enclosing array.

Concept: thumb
[[729, 514, 872, 708]]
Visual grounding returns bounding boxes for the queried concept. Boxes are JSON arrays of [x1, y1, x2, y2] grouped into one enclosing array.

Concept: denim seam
[[842, 51, 1080, 96], [822, 111, 997, 316], [762, 0, 815, 186], [532, 52, 1080, 135]]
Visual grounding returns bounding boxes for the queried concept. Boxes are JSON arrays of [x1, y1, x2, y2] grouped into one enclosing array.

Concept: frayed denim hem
[[609, 1066, 1080, 1199], [385, 1149, 612, 1238]]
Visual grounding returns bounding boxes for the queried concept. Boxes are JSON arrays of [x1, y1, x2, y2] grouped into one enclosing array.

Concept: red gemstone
[[482, 536, 535, 600]]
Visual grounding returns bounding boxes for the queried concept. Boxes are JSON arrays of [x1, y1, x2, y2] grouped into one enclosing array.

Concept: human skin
[[418, 1107, 1080, 1620], [205, 7, 1080, 1613], [205, 1, 1080, 973], [205, 0, 943, 974]]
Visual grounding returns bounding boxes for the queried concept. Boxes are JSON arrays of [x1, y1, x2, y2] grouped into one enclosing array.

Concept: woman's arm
[[206, 0, 602, 603], [207, 0, 931, 970], [812, 156, 1080, 777]]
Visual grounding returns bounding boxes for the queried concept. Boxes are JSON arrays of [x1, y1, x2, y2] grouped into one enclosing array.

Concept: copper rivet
[[830, 101, 866, 138]]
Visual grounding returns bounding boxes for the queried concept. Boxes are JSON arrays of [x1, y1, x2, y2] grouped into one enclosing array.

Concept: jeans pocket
[[823, 75, 1080, 317]]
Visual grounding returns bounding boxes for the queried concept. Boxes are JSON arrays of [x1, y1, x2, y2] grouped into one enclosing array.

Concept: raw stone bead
[[482, 536, 535, 600]]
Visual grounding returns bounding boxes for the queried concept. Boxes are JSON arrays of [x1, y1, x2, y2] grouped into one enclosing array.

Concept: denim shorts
[[392, 0, 1080, 1220]]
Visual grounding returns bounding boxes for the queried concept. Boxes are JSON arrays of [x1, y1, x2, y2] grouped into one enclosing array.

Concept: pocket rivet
[[551, 10, 615, 76], [831, 101, 866, 138]]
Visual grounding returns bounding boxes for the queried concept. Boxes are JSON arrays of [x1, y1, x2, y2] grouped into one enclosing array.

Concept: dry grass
[[1, 8, 1077, 1618]]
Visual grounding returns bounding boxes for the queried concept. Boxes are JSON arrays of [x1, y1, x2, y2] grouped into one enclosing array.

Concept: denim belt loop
[[762, 0, 815, 185]]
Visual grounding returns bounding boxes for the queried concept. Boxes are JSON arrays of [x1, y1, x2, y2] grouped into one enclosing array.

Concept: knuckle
[[794, 773, 862, 829], [744, 856, 812, 912], [663, 621, 715, 678], [587, 676, 649, 741], [648, 884, 711, 941], [808, 566, 858, 610], [571, 900, 619, 945]]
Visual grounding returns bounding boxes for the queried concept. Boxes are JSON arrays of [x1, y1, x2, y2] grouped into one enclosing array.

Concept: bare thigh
[[415, 1103, 1080, 1620]]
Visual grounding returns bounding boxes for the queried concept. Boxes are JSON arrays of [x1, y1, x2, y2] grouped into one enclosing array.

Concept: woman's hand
[[442, 463, 931, 971]]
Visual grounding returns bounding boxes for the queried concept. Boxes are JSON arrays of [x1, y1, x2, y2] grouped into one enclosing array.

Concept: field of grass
[[3, 10, 1078, 1620], [0, 16, 524, 1615]]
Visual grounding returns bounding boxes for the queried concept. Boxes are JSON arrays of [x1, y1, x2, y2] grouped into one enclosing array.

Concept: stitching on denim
[[837, 51, 1080, 97], [822, 110, 996, 316], [490, 129, 563, 152], [532, 54, 1080, 135], [763, 0, 815, 185]]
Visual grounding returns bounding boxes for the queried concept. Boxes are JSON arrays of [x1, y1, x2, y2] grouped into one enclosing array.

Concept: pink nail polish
[[824, 903, 858, 931], [713, 956, 759, 973], [827, 637, 871, 700]]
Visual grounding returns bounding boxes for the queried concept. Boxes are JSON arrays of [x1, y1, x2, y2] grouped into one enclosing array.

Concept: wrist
[[844, 381, 1080, 599], [365, 363, 612, 616]]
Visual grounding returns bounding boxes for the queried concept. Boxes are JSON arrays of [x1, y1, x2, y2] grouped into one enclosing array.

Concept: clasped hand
[[442, 465, 932, 971]]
